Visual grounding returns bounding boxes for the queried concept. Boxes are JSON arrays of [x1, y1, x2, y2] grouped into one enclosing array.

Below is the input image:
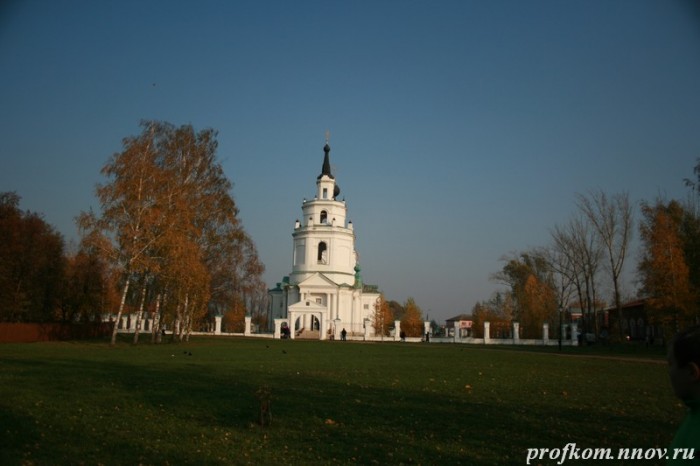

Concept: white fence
[[115, 315, 578, 346]]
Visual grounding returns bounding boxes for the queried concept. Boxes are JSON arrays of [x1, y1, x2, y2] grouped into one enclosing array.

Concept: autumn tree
[[401, 297, 424, 337], [222, 296, 246, 333], [60, 240, 118, 323], [638, 199, 697, 333], [0, 192, 65, 322], [471, 291, 514, 338], [372, 294, 393, 337], [493, 251, 558, 338], [577, 191, 633, 338], [681, 209, 700, 315], [80, 122, 164, 344], [82, 121, 264, 344]]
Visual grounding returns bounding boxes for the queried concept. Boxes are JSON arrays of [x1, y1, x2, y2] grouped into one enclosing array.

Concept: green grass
[[0, 337, 683, 465]]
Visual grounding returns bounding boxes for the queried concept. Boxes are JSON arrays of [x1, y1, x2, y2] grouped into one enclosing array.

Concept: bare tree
[[540, 245, 576, 337], [577, 191, 633, 338], [551, 216, 603, 337], [683, 157, 700, 218]]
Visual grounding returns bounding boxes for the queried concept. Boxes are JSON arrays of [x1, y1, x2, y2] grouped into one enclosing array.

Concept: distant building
[[446, 313, 474, 337], [604, 298, 662, 342], [268, 141, 380, 339]]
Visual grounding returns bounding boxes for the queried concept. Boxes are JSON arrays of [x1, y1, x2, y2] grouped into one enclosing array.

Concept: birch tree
[[90, 123, 164, 345], [84, 121, 264, 344]]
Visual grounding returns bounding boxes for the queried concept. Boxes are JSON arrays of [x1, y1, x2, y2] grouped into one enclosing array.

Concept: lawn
[[0, 337, 683, 465]]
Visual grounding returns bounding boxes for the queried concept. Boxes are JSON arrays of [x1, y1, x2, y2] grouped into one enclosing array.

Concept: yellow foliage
[[401, 297, 424, 337], [640, 200, 696, 326], [372, 295, 393, 336]]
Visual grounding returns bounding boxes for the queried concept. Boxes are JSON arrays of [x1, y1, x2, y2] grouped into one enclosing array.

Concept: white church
[[267, 141, 381, 340]]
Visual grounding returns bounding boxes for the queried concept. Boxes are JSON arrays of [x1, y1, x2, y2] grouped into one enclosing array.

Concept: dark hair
[[673, 325, 700, 367]]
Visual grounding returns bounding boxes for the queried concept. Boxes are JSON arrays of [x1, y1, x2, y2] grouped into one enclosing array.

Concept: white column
[[274, 319, 283, 339], [394, 320, 402, 341], [244, 316, 252, 336], [571, 322, 579, 346], [423, 321, 431, 339], [513, 322, 520, 343], [335, 292, 340, 320], [290, 312, 296, 339], [484, 321, 491, 344], [327, 293, 332, 320], [351, 291, 358, 334], [562, 324, 567, 341], [214, 315, 222, 335], [363, 318, 370, 341], [543, 323, 549, 343], [120, 315, 127, 330]]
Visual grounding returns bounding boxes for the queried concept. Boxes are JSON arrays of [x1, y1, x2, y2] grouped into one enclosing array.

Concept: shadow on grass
[[0, 339, 679, 465], [0, 406, 40, 465]]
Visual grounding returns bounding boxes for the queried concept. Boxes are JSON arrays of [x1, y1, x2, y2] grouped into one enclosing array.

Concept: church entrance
[[293, 313, 323, 339]]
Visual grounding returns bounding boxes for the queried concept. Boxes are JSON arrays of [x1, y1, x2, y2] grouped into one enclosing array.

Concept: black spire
[[318, 142, 335, 180]]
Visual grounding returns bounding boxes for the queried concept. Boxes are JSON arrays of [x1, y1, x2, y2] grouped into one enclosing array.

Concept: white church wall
[[337, 245, 352, 267], [294, 241, 305, 266]]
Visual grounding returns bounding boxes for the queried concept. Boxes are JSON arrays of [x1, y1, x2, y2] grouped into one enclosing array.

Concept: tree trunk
[[180, 294, 189, 342], [133, 278, 148, 344], [151, 292, 162, 343], [110, 275, 131, 346], [613, 278, 623, 339], [172, 302, 182, 343]]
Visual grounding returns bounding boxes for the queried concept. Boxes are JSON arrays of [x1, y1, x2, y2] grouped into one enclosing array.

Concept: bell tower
[[289, 141, 357, 286], [267, 135, 381, 339]]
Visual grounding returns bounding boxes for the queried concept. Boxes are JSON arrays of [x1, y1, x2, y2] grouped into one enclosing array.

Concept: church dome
[[318, 143, 335, 180]]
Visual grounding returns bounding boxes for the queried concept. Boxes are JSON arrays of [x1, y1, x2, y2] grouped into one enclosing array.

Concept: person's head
[[668, 325, 700, 401]]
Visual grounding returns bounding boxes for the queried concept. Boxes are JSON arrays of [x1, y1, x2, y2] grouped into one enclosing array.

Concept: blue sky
[[1, 0, 699, 323]]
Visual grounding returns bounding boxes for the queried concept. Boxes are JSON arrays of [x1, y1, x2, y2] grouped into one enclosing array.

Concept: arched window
[[318, 242, 327, 264], [320, 210, 328, 224]]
